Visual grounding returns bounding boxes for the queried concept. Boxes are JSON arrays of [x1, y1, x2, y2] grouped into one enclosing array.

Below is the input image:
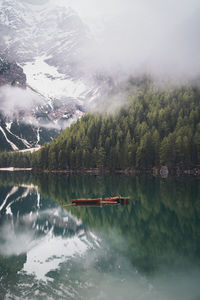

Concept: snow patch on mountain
[[0, 0, 113, 152], [23, 56, 89, 102], [6, 122, 31, 148], [0, 125, 19, 150]]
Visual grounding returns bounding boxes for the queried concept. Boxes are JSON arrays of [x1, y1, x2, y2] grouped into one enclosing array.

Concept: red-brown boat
[[103, 201, 119, 205], [104, 196, 130, 201], [104, 196, 130, 203], [72, 198, 102, 205]]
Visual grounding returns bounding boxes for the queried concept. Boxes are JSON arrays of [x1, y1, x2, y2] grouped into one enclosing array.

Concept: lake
[[0, 172, 200, 300]]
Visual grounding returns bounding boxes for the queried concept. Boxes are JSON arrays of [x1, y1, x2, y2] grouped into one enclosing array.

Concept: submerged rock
[[160, 166, 169, 178]]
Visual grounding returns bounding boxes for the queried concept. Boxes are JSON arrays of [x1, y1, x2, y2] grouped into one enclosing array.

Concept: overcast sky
[[24, 0, 200, 79], [57, 0, 200, 79], [56, 0, 199, 23]]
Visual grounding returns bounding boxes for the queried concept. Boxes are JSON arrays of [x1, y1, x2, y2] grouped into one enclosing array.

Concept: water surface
[[0, 172, 200, 300]]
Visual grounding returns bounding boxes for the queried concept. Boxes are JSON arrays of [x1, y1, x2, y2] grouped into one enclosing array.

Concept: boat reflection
[[72, 201, 129, 207], [71, 196, 130, 207]]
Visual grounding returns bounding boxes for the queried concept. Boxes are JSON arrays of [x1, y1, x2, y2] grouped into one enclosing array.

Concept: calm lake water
[[0, 172, 200, 300]]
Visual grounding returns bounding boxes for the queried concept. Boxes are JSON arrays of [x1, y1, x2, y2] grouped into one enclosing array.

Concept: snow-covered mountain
[[0, 0, 87, 66], [0, 0, 113, 150], [0, 0, 102, 100], [0, 56, 60, 151]]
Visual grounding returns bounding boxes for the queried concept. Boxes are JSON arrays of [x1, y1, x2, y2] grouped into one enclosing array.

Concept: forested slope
[[1, 81, 200, 171], [32, 83, 200, 170]]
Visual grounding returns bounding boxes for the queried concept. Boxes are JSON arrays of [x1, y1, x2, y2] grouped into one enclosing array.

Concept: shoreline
[[35, 166, 200, 176], [0, 167, 32, 171], [0, 166, 199, 176]]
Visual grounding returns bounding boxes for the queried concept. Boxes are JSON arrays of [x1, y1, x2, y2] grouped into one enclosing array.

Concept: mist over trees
[[1, 79, 200, 171]]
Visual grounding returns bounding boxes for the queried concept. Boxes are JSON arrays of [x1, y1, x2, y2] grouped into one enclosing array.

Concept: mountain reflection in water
[[0, 172, 200, 300]]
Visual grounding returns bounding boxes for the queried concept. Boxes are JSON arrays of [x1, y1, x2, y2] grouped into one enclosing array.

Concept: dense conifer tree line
[[0, 81, 200, 170]]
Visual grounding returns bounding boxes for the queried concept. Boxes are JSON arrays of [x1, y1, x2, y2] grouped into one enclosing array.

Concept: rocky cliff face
[[0, 0, 112, 107], [0, 0, 91, 77], [0, 56, 60, 151], [0, 0, 115, 151], [0, 56, 26, 87]]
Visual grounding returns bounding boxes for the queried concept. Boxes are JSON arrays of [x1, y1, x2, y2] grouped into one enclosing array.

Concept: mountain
[[20, 81, 200, 173], [0, 0, 110, 109], [0, 0, 113, 151], [0, 0, 88, 70], [0, 56, 26, 87], [0, 56, 60, 151]]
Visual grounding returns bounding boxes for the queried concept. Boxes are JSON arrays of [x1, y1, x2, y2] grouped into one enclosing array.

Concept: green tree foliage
[[1, 81, 200, 170]]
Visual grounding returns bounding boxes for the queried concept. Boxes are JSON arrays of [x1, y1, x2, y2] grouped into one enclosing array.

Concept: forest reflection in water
[[0, 172, 200, 299]]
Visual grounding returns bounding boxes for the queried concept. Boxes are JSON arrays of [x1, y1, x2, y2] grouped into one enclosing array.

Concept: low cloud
[[17, 0, 200, 81], [0, 85, 43, 118], [75, 0, 200, 80], [0, 85, 80, 130]]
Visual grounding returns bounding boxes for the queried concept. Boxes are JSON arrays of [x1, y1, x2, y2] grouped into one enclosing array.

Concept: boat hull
[[72, 198, 102, 205], [104, 196, 129, 203]]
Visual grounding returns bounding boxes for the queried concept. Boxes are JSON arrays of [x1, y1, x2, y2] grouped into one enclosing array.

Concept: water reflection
[[0, 172, 200, 299], [0, 182, 102, 299]]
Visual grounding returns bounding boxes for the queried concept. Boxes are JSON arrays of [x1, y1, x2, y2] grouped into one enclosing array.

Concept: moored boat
[[72, 198, 102, 205], [104, 196, 130, 203], [103, 201, 119, 205], [104, 196, 120, 202]]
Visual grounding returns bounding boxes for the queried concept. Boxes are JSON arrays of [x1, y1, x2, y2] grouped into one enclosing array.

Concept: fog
[[0, 85, 43, 119], [0, 85, 80, 129], [4, 0, 199, 121], [1, 217, 200, 300], [60, 0, 200, 80], [0, 222, 35, 256], [19, 0, 200, 80]]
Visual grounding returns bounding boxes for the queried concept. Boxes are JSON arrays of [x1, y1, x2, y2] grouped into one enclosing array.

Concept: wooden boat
[[103, 201, 119, 205], [104, 196, 120, 202], [104, 196, 130, 203], [72, 198, 102, 205]]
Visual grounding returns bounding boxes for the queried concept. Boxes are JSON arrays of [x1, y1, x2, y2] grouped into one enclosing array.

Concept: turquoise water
[[0, 172, 200, 299]]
